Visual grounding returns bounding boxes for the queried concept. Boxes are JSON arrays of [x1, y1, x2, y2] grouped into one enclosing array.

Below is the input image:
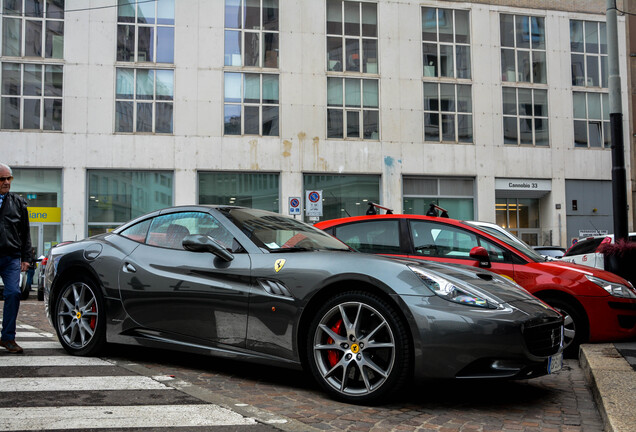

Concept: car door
[[118, 211, 251, 348], [331, 219, 406, 256], [406, 219, 518, 281]]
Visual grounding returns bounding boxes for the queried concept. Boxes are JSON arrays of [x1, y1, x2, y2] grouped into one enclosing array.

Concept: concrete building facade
[[0, 0, 632, 257]]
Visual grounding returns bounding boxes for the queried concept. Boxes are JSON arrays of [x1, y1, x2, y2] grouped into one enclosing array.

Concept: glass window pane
[[245, 0, 260, 30], [531, 17, 545, 49], [327, 77, 342, 106], [1, 97, 20, 129], [573, 120, 587, 147], [117, 24, 135, 62], [224, 72, 242, 103], [517, 50, 530, 82], [502, 87, 516, 115], [438, 9, 453, 43], [440, 84, 455, 112], [532, 51, 546, 84], [157, 0, 175, 25], [138, 0, 155, 24], [344, 1, 359, 36], [244, 74, 260, 103], [346, 110, 359, 138], [327, 109, 343, 138], [534, 89, 547, 117], [263, 32, 278, 68], [503, 117, 517, 144], [455, 10, 470, 44], [199, 172, 279, 211], [588, 93, 601, 119], [118, 0, 135, 23], [501, 48, 516, 81], [45, 20, 63, 58], [136, 102, 153, 132], [225, 0, 241, 29], [516, 16, 529, 49], [588, 122, 602, 147], [517, 88, 532, 116], [586, 55, 599, 86], [519, 117, 532, 145], [3, 0, 22, 15], [345, 38, 360, 72], [326, 0, 342, 34], [500, 14, 514, 47], [424, 112, 439, 141], [43, 98, 62, 130], [224, 104, 241, 135], [263, 0, 279, 31], [23, 64, 42, 96], [534, 118, 548, 146], [23, 99, 40, 129], [362, 79, 378, 108], [262, 105, 278, 136], [571, 53, 585, 86], [224, 30, 242, 66], [458, 114, 472, 143], [362, 39, 377, 73], [136, 69, 154, 100], [156, 27, 174, 63], [363, 110, 379, 139], [26, 0, 43, 17], [570, 20, 583, 52], [423, 82, 438, 110], [262, 74, 278, 103], [44, 65, 63, 96], [585, 21, 598, 54], [439, 45, 453, 77], [456, 45, 471, 79], [361, 2, 376, 37], [603, 121, 610, 148], [156, 70, 173, 100], [602, 93, 609, 120], [423, 43, 438, 77], [25, 19, 43, 57], [599, 22, 607, 54], [457, 85, 471, 112], [327, 37, 343, 71], [137, 26, 154, 62], [303, 174, 380, 220], [116, 101, 134, 132], [422, 8, 437, 42], [441, 113, 455, 141], [244, 32, 260, 67], [116, 68, 134, 99], [572, 92, 586, 118], [2, 17, 22, 56], [345, 78, 360, 107], [244, 105, 259, 134]]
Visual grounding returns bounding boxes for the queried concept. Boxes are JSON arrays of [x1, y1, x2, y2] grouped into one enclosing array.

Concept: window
[[1, 62, 62, 130], [303, 174, 380, 220], [224, 72, 279, 136], [423, 83, 472, 143], [334, 220, 401, 254], [326, 1, 379, 140], [116, 0, 174, 134], [1, 0, 64, 131], [2, 0, 64, 58], [570, 20, 607, 88], [198, 172, 280, 212], [326, 0, 377, 73], [115, 68, 174, 133], [573, 91, 609, 148], [327, 77, 379, 139], [403, 177, 474, 220], [502, 87, 548, 146], [500, 14, 546, 84], [87, 170, 173, 236], [225, 0, 279, 68], [495, 198, 540, 246], [117, 0, 175, 63], [421, 8, 471, 79]]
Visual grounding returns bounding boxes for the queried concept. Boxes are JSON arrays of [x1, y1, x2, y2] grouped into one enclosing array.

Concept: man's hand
[[20, 261, 30, 272]]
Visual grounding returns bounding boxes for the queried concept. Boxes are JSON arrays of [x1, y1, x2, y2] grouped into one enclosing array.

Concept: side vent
[[258, 279, 293, 299]]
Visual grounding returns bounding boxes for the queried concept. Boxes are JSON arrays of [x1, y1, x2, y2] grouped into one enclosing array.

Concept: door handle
[[123, 262, 136, 273]]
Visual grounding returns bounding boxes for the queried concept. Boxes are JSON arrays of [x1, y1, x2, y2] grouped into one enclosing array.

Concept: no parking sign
[[305, 190, 323, 217], [289, 197, 301, 215]]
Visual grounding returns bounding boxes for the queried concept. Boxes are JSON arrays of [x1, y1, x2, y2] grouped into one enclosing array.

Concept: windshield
[[464, 222, 546, 262], [220, 208, 351, 252]]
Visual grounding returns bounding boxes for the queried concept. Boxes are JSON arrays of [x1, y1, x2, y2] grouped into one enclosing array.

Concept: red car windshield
[[463, 221, 547, 262]]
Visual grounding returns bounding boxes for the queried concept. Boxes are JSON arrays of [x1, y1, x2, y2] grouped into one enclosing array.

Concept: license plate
[[548, 352, 563, 374]]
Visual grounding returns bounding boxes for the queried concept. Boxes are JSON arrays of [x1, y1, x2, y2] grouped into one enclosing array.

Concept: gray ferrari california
[[43, 205, 563, 403]]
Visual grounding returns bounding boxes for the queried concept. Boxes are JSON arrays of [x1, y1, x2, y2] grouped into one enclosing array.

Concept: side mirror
[[469, 246, 491, 268], [183, 234, 234, 262]]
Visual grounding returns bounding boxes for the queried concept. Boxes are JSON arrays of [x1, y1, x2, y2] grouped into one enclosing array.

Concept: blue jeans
[[0, 256, 21, 342]]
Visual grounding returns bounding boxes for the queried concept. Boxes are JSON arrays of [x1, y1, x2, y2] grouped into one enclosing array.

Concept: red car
[[315, 211, 636, 356]]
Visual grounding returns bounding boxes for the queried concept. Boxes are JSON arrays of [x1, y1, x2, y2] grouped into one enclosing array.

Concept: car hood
[[395, 258, 542, 305], [527, 259, 630, 285]]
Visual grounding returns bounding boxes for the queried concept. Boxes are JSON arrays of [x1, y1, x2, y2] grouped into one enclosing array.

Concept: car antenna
[[367, 202, 393, 215], [330, 191, 351, 217]]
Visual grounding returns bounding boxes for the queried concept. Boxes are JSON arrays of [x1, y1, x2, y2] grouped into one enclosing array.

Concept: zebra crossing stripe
[[0, 376, 173, 392], [0, 404, 256, 430], [14, 331, 52, 338], [0, 356, 112, 367], [9, 341, 60, 349]]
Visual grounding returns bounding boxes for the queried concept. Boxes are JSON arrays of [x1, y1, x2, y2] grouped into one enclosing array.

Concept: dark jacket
[[0, 192, 31, 262]]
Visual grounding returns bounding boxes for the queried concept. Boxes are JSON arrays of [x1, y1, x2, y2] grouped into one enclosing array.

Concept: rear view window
[[334, 220, 401, 254], [564, 238, 604, 256]]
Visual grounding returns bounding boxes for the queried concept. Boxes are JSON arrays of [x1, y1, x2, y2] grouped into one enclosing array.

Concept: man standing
[[0, 163, 31, 354]]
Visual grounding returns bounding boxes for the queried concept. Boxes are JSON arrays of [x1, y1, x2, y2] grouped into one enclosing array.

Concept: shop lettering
[[29, 211, 48, 220], [508, 182, 539, 189]]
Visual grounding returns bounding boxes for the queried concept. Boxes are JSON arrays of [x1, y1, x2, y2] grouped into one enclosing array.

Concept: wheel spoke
[[318, 323, 347, 345], [57, 281, 99, 349]]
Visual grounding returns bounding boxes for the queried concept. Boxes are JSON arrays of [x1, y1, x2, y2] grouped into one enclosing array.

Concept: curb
[[579, 344, 636, 432]]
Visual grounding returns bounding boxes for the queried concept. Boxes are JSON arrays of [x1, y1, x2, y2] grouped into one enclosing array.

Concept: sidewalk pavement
[[579, 341, 636, 432]]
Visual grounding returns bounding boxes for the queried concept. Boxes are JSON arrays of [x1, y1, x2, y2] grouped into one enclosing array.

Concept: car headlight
[[586, 275, 636, 299], [408, 265, 498, 309]]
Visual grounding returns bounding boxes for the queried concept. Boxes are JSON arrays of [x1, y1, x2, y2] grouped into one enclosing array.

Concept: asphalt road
[[3, 299, 605, 432]]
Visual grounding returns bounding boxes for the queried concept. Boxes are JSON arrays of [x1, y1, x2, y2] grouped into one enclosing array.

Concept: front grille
[[523, 321, 563, 357]]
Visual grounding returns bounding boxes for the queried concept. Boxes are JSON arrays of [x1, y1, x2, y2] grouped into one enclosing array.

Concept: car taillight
[[596, 236, 612, 251], [41, 257, 48, 266]]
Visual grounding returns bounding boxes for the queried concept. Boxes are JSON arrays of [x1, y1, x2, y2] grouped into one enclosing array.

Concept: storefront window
[[198, 172, 280, 212], [495, 197, 540, 245], [303, 174, 380, 221], [403, 177, 474, 220], [87, 170, 173, 236]]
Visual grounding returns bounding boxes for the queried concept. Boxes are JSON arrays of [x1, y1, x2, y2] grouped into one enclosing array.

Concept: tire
[[543, 297, 588, 358], [306, 291, 411, 404], [53, 277, 106, 356]]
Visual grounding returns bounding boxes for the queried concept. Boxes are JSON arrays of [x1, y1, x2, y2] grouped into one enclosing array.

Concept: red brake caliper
[[327, 319, 343, 367], [90, 304, 97, 330]]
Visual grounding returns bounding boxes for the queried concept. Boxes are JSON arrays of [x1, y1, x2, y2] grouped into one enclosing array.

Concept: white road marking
[[10, 341, 61, 349], [15, 331, 52, 338], [0, 356, 112, 367], [0, 376, 172, 392], [0, 405, 256, 431]]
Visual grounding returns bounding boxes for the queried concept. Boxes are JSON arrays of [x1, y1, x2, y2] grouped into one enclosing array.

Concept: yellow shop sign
[[28, 207, 61, 223]]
